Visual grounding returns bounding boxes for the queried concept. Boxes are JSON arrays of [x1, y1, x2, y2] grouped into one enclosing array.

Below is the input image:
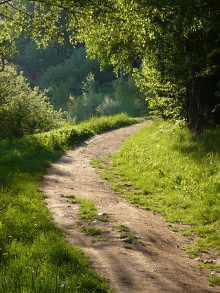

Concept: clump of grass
[[114, 225, 130, 232], [71, 197, 109, 243], [91, 236, 107, 243], [71, 197, 110, 222], [114, 225, 140, 244], [100, 121, 220, 264], [119, 233, 139, 243], [81, 226, 102, 236], [71, 198, 98, 221], [90, 157, 106, 169], [0, 114, 140, 292], [209, 275, 220, 286], [97, 215, 110, 222]]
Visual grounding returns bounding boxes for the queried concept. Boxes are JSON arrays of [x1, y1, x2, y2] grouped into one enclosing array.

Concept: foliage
[[2, 1, 219, 131], [68, 74, 148, 123], [38, 46, 99, 109], [96, 96, 122, 116], [147, 96, 186, 123], [99, 121, 220, 261], [15, 36, 148, 121], [67, 72, 104, 122], [15, 38, 74, 78], [0, 65, 65, 139], [78, 0, 220, 130], [15, 42, 116, 111], [0, 114, 140, 292], [113, 76, 149, 117]]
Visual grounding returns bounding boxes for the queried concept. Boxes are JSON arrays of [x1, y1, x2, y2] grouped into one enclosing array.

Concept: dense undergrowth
[[0, 114, 142, 292], [100, 120, 220, 285]]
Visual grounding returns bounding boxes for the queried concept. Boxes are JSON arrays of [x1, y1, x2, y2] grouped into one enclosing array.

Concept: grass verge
[[99, 120, 220, 286], [0, 114, 141, 292]]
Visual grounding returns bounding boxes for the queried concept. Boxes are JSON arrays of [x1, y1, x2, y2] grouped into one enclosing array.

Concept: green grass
[[114, 225, 130, 232], [71, 197, 98, 221], [90, 157, 106, 169], [99, 120, 220, 279], [0, 114, 140, 293], [71, 197, 109, 243], [81, 226, 102, 236], [209, 275, 220, 286], [71, 197, 109, 223], [114, 225, 140, 244]]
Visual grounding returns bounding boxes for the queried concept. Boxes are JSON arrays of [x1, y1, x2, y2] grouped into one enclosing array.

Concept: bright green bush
[[0, 66, 65, 139]]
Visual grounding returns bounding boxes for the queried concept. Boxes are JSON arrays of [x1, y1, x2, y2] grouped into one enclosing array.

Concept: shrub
[[0, 65, 65, 139], [96, 96, 122, 116]]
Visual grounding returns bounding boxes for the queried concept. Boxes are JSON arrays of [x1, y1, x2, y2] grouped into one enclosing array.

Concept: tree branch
[[0, 0, 11, 5]]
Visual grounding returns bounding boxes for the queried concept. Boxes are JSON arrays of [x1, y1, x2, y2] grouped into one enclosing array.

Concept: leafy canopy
[[1, 0, 220, 129]]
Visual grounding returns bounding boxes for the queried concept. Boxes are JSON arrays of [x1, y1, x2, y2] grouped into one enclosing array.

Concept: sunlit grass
[[81, 226, 102, 236], [0, 114, 140, 292], [71, 197, 109, 244], [99, 120, 220, 279], [71, 198, 98, 221]]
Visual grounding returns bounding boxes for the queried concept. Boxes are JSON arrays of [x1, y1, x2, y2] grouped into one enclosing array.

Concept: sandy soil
[[42, 121, 219, 293]]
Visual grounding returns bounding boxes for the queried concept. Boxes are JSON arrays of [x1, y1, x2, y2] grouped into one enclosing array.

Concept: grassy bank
[[0, 114, 142, 293], [100, 120, 220, 285]]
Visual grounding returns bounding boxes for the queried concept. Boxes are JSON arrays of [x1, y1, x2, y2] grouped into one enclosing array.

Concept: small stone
[[121, 238, 133, 244], [97, 212, 107, 216], [204, 259, 214, 264]]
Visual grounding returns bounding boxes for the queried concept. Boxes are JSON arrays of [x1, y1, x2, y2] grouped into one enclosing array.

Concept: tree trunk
[[186, 77, 220, 132]]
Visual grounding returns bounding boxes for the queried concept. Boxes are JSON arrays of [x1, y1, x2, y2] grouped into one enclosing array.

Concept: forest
[[1, 0, 220, 136], [0, 0, 220, 291]]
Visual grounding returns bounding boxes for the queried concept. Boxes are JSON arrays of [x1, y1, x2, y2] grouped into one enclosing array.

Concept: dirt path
[[42, 121, 218, 293]]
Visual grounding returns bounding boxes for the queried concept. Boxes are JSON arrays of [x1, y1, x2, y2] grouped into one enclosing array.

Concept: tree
[[76, 0, 220, 131], [1, 0, 220, 131]]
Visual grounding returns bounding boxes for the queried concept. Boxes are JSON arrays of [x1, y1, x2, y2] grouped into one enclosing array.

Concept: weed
[[70, 196, 110, 244]]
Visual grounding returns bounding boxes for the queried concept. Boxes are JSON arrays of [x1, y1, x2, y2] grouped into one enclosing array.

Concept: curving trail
[[42, 121, 218, 293]]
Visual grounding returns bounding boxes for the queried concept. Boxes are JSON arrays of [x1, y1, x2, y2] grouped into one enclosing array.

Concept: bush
[[96, 96, 122, 116], [0, 65, 65, 139]]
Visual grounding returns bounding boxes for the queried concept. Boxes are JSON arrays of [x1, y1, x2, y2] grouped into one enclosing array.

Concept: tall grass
[[0, 114, 141, 292], [103, 121, 220, 266]]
